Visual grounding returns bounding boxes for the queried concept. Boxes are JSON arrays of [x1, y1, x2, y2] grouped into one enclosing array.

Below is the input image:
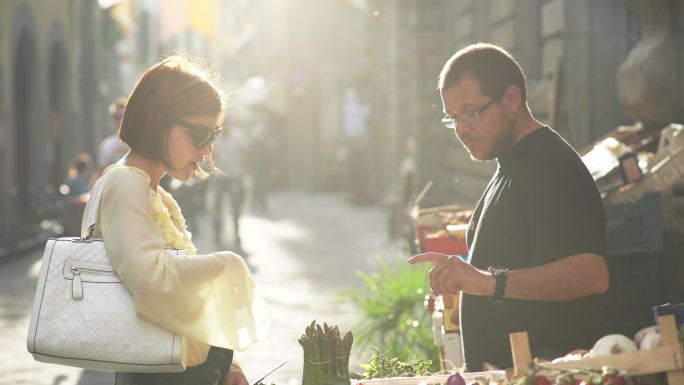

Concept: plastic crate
[[653, 303, 684, 327], [419, 234, 468, 255], [413, 205, 471, 256], [605, 192, 663, 255], [416, 226, 468, 255]]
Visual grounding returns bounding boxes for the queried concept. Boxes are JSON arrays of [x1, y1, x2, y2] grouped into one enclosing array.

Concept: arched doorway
[[48, 41, 70, 189], [13, 30, 40, 231]]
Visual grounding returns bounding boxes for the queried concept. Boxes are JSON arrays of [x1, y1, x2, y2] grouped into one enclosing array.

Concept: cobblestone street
[[0, 190, 402, 385]]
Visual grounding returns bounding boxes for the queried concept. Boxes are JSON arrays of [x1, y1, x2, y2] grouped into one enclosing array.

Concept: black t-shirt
[[462, 127, 606, 371]]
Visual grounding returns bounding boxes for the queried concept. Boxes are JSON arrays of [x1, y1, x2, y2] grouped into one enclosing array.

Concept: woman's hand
[[224, 363, 249, 385]]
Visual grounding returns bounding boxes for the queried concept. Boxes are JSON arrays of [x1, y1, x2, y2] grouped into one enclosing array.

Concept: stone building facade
[[0, 1, 118, 259]]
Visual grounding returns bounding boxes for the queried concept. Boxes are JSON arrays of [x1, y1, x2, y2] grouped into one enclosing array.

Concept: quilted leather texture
[[27, 238, 187, 372]]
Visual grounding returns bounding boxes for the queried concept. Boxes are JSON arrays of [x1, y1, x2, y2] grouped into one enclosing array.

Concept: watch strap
[[488, 266, 509, 302]]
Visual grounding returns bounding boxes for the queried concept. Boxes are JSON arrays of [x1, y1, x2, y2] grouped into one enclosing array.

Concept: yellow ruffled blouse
[[81, 165, 270, 367]]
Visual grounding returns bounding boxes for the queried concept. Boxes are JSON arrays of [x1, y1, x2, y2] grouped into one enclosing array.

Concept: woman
[[82, 56, 270, 385]]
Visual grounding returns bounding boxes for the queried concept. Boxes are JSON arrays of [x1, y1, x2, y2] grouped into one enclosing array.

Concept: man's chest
[[467, 176, 532, 269]]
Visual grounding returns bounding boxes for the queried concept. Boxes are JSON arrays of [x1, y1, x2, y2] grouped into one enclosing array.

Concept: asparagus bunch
[[298, 321, 353, 385]]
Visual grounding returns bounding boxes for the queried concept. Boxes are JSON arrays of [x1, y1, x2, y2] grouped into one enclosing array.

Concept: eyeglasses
[[441, 97, 497, 130], [176, 118, 223, 148]]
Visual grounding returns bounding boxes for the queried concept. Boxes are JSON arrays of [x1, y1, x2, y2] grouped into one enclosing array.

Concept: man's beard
[[463, 119, 517, 161]]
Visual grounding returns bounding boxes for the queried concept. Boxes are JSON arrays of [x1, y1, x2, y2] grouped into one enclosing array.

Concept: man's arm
[[409, 252, 608, 301], [498, 252, 608, 300]]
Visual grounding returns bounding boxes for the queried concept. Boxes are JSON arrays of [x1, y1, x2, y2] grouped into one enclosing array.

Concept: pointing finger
[[408, 253, 449, 265]]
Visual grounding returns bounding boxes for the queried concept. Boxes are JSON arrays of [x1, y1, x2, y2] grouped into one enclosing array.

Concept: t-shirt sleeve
[[518, 161, 605, 265]]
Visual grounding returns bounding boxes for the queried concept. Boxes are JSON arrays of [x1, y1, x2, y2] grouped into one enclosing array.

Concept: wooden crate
[[509, 315, 684, 385]]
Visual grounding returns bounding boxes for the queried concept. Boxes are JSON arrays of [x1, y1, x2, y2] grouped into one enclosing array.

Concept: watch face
[[489, 265, 509, 303], [488, 266, 509, 275]]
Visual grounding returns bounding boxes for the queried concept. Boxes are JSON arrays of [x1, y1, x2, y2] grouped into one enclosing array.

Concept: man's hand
[[408, 252, 494, 296], [224, 363, 248, 385]]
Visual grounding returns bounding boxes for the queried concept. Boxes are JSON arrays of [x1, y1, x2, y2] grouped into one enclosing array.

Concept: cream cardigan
[[82, 165, 269, 366]]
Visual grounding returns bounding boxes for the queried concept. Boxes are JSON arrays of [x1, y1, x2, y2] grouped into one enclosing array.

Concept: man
[[97, 97, 129, 175], [409, 43, 609, 370], [212, 118, 249, 248]]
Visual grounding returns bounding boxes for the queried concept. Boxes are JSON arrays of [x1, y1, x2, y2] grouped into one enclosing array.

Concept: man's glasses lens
[[441, 96, 497, 130], [441, 116, 456, 129]]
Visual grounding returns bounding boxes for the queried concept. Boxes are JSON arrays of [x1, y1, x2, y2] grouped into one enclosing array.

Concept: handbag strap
[[80, 173, 108, 240]]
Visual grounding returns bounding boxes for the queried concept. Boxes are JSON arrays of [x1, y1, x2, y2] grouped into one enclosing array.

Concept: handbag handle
[[80, 173, 108, 240]]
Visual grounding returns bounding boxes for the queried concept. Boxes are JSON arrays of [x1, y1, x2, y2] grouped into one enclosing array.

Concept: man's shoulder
[[100, 134, 120, 145], [99, 135, 127, 153], [516, 129, 585, 175], [100, 134, 126, 146], [508, 144, 595, 201]]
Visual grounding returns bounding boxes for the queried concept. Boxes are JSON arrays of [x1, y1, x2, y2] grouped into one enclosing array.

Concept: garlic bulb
[[634, 325, 659, 346], [590, 334, 638, 357], [639, 332, 661, 350]]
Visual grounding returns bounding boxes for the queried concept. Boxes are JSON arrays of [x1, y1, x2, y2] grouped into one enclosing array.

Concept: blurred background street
[[2, 0, 684, 384]]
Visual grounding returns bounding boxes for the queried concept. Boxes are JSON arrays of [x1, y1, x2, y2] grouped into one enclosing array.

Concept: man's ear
[[502, 85, 523, 113]]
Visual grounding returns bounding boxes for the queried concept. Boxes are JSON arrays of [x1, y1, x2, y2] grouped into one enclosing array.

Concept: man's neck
[[512, 110, 544, 147]]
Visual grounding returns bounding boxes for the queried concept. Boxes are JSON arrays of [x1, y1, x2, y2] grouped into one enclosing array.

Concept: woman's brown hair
[[119, 55, 224, 179]]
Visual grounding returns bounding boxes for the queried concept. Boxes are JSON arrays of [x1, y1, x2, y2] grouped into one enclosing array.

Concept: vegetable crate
[[509, 314, 684, 385], [605, 124, 684, 204], [411, 205, 470, 256]]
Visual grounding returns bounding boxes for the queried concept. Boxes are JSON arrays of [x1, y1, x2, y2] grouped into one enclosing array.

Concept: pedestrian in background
[[64, 153, 93, 196], [247, 123, 274, 214], [59, 153, 93, 236], [82, 55, 269, 385], [211, 117, 249, 248], [410, 43, 608, 370], [97, 97, 129, 176]]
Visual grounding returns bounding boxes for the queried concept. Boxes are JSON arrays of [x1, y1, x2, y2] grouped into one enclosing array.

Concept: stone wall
[[616, 0, 684, 129]]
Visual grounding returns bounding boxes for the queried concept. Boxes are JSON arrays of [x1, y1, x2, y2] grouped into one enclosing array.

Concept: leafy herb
[[360, 349, 432, 379]]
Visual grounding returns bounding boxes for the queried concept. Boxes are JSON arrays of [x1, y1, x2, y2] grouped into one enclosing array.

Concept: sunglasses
[[176, 118, 223, 149]]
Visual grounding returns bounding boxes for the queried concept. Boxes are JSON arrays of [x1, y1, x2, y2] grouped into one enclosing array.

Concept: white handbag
[[27, 175, 187, 373]]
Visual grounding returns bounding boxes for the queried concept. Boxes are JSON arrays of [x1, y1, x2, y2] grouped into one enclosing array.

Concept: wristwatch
[[487, 266, 509, 303]]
